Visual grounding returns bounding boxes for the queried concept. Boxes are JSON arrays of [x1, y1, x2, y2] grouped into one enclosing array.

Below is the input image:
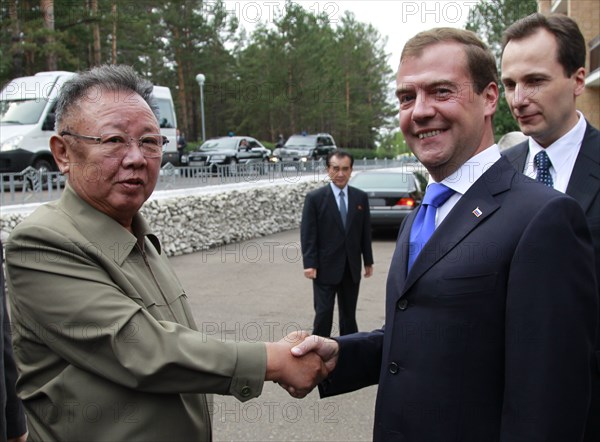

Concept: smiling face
[[396, 42, 498, 181], [50, 87, 161, 230], [501, 28, 585, 147]]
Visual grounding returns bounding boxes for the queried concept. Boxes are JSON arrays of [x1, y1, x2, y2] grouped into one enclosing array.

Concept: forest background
[[0, 0, 536, 157]]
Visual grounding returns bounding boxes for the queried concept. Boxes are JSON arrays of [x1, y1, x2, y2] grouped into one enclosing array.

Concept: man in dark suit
[[301, 150, 374, 337], [290, 28, 598, 441], [1, 240, 27, 442], [501, 13, 600, 441]]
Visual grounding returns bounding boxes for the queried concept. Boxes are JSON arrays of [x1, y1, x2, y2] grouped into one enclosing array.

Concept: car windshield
[[200, 138, 237, 151], [351, 173, 415, 191], [284, 135, 318, 149], [0, 99, 48, 125]]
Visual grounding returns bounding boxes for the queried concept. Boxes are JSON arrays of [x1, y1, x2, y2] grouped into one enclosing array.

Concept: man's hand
[[265, 331, 328, 398], [275, 333, 340, 398], [364, 265, 373, 278], [304, 268, 317, 279], [292, 334, 339, 374]]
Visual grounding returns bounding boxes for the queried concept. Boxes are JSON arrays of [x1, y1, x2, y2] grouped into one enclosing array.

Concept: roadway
[[169, 227, 399, 441]]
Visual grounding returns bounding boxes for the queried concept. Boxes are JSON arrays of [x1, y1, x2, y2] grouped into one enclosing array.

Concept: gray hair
[[54, 64, 159, 130]]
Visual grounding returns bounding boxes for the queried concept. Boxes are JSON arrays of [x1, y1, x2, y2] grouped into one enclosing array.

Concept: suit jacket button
[[397, 299, 408, 311], [241, 386, 252, 397], [389, 362, 399, 374]]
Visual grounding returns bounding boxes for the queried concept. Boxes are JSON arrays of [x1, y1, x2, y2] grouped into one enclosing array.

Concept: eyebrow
[[395, 79, 456, 96]]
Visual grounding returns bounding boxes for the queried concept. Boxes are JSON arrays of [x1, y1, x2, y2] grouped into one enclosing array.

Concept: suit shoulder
[[304, 185, 330, 203], [502, 140, 528, 160], [349, 186, 368, 198], [509, 173, 583, 211]]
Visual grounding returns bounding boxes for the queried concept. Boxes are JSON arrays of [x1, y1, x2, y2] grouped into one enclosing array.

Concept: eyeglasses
[[60, 131, 168, 158]]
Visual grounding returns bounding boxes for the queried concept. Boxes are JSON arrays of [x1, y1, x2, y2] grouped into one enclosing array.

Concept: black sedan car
[[349, 169, 425, 229], [272, 133, 337, 162], [187, 136, 270, 172]]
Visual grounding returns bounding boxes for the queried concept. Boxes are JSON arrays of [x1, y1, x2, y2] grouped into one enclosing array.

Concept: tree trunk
[[8, 0, 23, 77], [288, 67, 295, 133], [91, 0, 101, 65], [41, 0, 57, 70], [111, 1, 118, 64], [173, 27, 189, 136]]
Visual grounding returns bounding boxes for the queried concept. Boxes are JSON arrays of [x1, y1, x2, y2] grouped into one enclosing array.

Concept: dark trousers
[[583, 367, 600, 441], [312, 263, 360, 337]]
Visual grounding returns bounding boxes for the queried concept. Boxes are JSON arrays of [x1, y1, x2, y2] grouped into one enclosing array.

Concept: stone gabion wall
[[1, 179, 324, 257]]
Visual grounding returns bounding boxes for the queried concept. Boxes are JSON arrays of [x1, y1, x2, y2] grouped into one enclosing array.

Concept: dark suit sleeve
[[319, 329, 383, 397], [502, 195, 598, 441], [300, 192, 319, 269], [360, 192, 374, 266]]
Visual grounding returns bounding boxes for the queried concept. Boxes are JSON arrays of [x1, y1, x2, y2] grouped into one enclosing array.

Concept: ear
[[482, 81, 499, 117], [50, 134, 71, 175], [572, 67, 586, 97]]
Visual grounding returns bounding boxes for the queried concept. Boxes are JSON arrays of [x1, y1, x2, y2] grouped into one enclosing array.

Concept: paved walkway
[[169, 228, 398, 441]]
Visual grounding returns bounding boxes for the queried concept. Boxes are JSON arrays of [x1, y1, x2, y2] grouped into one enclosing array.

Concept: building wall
[[539, 0, 600, 128]]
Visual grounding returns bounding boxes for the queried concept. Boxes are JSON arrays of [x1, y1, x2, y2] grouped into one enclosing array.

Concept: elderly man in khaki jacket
[[4, 65, 327, 441]]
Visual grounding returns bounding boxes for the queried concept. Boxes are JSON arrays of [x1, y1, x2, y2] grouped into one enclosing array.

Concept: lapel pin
[[472, 207, 483, 218]]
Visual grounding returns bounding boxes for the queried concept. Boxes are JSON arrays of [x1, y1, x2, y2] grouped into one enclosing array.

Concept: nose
[[511, 83, 531, 108], [411, 92, 435, 121], [121, 139, 147, 166]]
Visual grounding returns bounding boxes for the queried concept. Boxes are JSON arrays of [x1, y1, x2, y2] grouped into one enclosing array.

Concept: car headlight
[[210, 154, 226, 161], [1, 135, 24, 152], [300, 157, 308, 162]]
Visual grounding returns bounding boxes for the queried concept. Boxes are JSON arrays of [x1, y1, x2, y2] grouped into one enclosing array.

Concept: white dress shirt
[[429, 144, 502, 227], [523, 111, 586, 193], [330, 182, 349, 211]]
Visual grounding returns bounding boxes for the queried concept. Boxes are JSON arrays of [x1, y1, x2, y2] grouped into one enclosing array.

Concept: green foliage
[[465, 0, 537, 139], [0, 0, 393, 149]]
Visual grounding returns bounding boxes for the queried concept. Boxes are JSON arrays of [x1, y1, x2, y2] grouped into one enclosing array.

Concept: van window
[[155, 97, 175, 129], [0, 98, 49, 125]]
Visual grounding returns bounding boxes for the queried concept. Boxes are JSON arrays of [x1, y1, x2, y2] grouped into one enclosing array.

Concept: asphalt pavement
[[169, 228, 399, 442]]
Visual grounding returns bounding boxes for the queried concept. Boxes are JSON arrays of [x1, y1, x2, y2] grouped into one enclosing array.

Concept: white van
[[0, 71, 179, 174]]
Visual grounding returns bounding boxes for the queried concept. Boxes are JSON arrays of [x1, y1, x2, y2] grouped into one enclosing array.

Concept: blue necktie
[[534, 150, 554, 188], [339, 191, 347, 228], [408, 183, 455, 271]]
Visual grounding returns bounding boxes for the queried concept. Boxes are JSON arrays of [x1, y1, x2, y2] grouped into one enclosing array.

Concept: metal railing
[[1, 159, 427, 207]]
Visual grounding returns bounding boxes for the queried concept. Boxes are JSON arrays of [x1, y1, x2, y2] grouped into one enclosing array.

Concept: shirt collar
[[59, 183, 161, 264], [429, 144, 501, 195], [527, 111, 586, 173], [330, 182, 349, 196]]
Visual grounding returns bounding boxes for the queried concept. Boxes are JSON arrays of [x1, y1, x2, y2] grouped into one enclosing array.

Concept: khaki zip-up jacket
[[5, 184, 266, 441]]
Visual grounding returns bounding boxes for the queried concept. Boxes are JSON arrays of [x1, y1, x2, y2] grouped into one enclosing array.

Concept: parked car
[[350, 169, 425, 229], [272, 133, 336, 162], [186, 136, 270, 173]]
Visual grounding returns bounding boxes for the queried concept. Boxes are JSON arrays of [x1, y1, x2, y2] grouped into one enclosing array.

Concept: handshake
[[265, 331, 339, 398]]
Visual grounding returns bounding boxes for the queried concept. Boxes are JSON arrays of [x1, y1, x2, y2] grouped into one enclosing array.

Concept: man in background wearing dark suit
[[501, 13, 600, 441], [301, 151, 374, 337], [1, 240, 27, 442], [291, 27, 597, 441]]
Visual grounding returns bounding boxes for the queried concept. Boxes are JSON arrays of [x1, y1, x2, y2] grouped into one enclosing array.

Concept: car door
[[236, 139, 254, 163], [247, 139, 266, 161]]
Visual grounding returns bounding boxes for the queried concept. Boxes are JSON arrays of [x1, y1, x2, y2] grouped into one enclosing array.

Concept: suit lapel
[[325, 185, 345, 232], [345, 187, 359, 231], [565, 123, 600, 214], [503, 140, 528, 173], [387, 209, 416, 294], [399, 158, 514, 297]]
